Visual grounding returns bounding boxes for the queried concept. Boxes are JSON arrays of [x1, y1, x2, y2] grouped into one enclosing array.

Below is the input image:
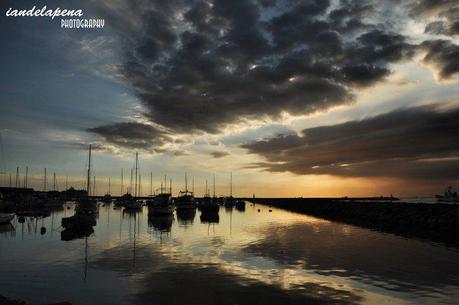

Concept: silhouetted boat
[[224, 172, 237, 207], [235, 200, 246, 211], [75, 145, 97, 214], [102, 178, 112, 203], [62, 145, 98, 232], [124, 200, 143, 210], [436, 186, 458, 204], [176, 173, 196, 210], [123, 152, 143, 210], [225, 197, 236, 207], [200, 176, 219, 214], [102, 193, 112, 204], [148, 193, 173, 215]]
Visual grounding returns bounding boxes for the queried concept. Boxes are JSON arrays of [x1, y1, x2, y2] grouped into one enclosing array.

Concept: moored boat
[[148, 193, 174, 215], [62, 144, 98, 232], [123, 152, 143, 211], [436, 186, 458, 204], [200, 177, 219, 214], [176, 173, 196, 210], [176, 191, 196, 210], [235, 200, 246, 211]]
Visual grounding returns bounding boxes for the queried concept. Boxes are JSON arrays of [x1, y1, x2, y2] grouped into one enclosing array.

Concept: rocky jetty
[[249, 198, 459, 245]]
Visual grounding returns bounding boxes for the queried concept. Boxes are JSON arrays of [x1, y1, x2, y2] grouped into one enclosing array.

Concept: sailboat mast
[[130, 168, 133, 194], [53, 172, 56, 191], [121, 168, 124, 195], [86, 144, 92, 195], [44, 168, 47, 192], [230, 172, 232, 197], [24, 166, 28, 189], [185, 172, 188, 192], [170, 178, 172, 195], [134, 152, 138, 198], [65, 175, 68, 190], [150, 172, 152, 195], [139, 174, 141, 197], [15, 167, 19, 187]]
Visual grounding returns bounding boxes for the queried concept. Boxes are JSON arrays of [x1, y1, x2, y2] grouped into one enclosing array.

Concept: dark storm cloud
[[241, 104, 459, 179], [410, 0, 458, 15], [80, 0, 459, 159], [89, 0, 418, 137], [210, 151, 229, 158], [413, 0, 459, 36], [420, 40, 459, 79], [87, 122, 172, 150]]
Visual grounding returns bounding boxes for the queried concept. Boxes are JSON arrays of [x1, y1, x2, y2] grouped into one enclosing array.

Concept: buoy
[[40, 227, 46, 235], [257, 209, 260, 212], [269, 209, 272, 212]]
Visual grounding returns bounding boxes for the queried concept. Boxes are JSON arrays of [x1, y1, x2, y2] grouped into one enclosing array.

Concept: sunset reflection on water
[[0, 202, 458, 305]]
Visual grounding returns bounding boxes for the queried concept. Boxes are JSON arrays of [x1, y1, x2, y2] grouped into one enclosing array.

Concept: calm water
[[1, 202, 459, 305]]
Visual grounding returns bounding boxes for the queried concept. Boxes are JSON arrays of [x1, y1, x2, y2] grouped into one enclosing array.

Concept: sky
[[1, 0, 459, 197]]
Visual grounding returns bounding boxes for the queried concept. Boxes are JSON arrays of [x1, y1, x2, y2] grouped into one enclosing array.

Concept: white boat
[[0, 213, 14, 224]]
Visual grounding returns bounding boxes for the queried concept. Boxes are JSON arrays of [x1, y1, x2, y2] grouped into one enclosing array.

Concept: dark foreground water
[[1, 202, 459, 305]]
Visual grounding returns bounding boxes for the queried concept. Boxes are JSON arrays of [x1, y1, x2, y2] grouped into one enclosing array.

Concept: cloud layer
[[242, 104, 459, 180], [85, 0, 459, 185], [89, 0, 433, 142]]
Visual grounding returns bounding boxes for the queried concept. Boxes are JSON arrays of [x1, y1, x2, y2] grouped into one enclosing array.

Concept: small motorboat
[[0, 213, 15, 224]]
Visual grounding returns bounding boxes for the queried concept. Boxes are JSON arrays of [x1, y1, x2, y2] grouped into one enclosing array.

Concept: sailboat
[[176, 173, 196, 210], [148, 175, 173, 216], [225, 172, 237, 207], [61, 144, 97, 232], [75, 145, 98, 215], [102, 178, 112, 204], [124, 152, 142, 210], [200, 176, 219, 214]]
